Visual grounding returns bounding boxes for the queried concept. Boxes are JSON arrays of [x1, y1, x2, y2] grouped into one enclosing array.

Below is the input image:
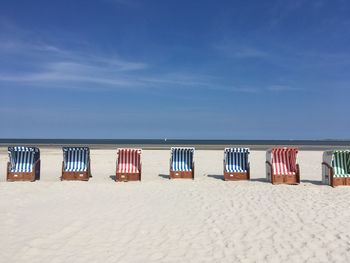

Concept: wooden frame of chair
[[7, 159, 40, 182], [224, 166, 250, 181], [61, 162, 91, 181]]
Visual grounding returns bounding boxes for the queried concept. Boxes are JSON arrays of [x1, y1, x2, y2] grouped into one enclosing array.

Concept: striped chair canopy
[[271, 148, 298, 175], [171, 147, 194, 171], [224, 148, 249, 172], [332, 150, 350, 177], [117, 148, 142, 173], [8, 146, 40, 172], [63, 147, 89, 172]]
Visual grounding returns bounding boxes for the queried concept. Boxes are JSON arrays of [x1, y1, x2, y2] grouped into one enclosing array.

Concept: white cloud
[[267, 85, 301, 92], [214, 43, 268, 59]]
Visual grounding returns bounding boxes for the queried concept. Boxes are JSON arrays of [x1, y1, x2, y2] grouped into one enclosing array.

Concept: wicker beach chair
[[116, 148, 142, 182], [170, 147, 195, 179], [322, 150, 350, 187], [224, 148, 250, 181], [7, 146, 40, 181], [61, 147, 91, 181], [266, 147, 300, 184]]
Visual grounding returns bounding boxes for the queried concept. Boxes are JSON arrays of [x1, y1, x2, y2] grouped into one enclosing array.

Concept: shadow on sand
[[250, 178, 269, 183], [301, 180, 323, 185], [158, 174, 170, 179], [207, 174, 225, 181]]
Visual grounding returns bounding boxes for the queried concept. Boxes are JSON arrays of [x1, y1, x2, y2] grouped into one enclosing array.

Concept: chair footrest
[[116, 172, 141, 182], [224, 172, 249, 181], [62, 171, 89, 181], [170, 170, 194, 179]]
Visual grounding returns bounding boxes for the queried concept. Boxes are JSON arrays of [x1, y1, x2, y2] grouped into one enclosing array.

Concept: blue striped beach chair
[[224, 148, 250, 180], [322, 150, 350, 187], [62, 147, 91, 181], [170, 147, 195, 179], [7, 146, 40, 181]]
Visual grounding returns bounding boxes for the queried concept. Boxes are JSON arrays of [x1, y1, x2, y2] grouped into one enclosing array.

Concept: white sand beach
[[0, 148, 350, 262]]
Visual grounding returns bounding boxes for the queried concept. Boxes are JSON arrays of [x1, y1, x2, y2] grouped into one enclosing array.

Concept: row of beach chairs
[[5, 146, 350, 187]]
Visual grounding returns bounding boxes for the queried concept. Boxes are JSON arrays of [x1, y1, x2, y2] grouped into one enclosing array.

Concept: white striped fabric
[[332, 150, 350, 177], [224, 148, 249, 172], [171, 147, 194, 171], [117, 148, 142, 173], [63, 147, 89, 172], [8, 146, 40, 172], [271, 148, 298, 175]]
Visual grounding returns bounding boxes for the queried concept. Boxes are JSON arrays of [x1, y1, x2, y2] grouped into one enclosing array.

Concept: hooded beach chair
[[170, 147, 195, 179], [322, 150, 350, 187], [61, 147, 90, 181], [7, 146, 40, 181], [224, 148, 250, 181], [116, 148, 142, 182], [266, 147, 300, 184]]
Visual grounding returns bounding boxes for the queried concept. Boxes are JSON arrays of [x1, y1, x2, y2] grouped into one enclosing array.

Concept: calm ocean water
[[1, 139, 350, 150]]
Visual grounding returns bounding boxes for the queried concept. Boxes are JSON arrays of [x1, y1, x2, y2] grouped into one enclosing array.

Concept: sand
[[0, 148, 350, 262]]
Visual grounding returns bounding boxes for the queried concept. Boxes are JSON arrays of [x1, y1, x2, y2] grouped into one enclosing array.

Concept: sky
[[0, 0, 349, 139]]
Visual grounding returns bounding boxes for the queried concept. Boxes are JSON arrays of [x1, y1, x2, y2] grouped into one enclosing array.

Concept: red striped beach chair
[[266, 147, 300, 184], [7, 146, 40, 181], [322, 150, 350, 187], [116, 148, 142, 181]]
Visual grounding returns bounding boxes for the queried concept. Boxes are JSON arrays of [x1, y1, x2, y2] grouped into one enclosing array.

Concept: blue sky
[[0, 0, 349, 139]]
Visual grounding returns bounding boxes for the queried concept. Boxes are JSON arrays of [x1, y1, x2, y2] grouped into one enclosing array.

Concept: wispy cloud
[[0, 22, 307, 94], [0, 36, 152, 90], [266, 85, 302, 92], [214, 43, 268, 59]]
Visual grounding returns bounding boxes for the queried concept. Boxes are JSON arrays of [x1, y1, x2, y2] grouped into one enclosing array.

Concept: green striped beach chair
[[322, 150, 350, 187], [7, 146, 41, 181], [61, 147, 91, 181]]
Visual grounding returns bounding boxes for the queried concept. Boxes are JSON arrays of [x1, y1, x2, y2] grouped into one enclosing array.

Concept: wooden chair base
[[6, 161, 40, 182], [169, 170, 194, 179], [116, 172, 141, 182], [331, 177, 350, 187], [7, 172, 36, 182], [224, 171, 249, 181], [61, 171, 89, 181], [271, 174, 300, 185]]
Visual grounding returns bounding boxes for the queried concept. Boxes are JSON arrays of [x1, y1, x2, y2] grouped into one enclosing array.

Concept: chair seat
[[225, 168, 247, 173], [10, 165, 33, 173], [333, 173, 350, 178], [117, 167, 140, 173], [274, 171, 296, 176]]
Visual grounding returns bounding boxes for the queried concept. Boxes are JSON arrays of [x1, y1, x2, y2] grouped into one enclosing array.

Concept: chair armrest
[[322, 162, 332, 169]]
